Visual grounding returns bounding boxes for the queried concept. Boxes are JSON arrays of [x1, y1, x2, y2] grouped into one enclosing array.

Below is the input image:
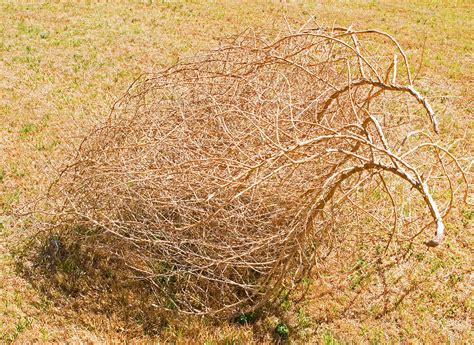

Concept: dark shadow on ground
[[15, 234, 170, 339]]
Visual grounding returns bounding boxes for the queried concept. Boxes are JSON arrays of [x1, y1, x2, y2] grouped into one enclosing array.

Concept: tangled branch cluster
[[46, 27, 466, 315]]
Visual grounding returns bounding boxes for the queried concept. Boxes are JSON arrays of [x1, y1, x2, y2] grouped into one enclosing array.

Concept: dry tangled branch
[[40, 26, 468, 316]]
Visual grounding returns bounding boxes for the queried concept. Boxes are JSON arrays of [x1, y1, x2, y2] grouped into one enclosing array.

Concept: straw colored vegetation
[[0, 1, 472, 344]]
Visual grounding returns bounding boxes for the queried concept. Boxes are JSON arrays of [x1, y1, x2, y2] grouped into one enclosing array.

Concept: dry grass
[[0, 1, 473, 343]]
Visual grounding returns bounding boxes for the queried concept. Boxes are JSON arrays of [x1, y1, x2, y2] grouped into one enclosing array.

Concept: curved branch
[[307, 161, 444, 246], [316, 78, 439, 133]]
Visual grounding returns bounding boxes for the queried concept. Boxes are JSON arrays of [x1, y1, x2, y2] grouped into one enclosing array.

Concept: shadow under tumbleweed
[[16, 231, 170, 338], [14, 217, 471, 343], [14, 232, 287, 342]]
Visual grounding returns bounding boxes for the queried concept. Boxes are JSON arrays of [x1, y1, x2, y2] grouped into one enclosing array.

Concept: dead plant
[[36, 26, 469, 316]]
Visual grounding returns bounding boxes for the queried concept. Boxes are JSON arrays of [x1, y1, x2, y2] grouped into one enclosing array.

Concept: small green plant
[[6, 318, 31, 343], [429, 256, 446, 273], [279, 288, 292, 311], [461, 208, 473, 226], [301, 277, 312, 288], [275, 322, 289, 339], [223, 336, 238, 345], [322, 329, 342, 345], [39, 328, 48, 342], [233, 312, 257, 325], [448, 272, 464, 285], [0, 190, 20, 212], [296, 307, 310, 328], [350, 257, 367, 290], [19, 123, 36, 136], [281, 298, 291, 311]]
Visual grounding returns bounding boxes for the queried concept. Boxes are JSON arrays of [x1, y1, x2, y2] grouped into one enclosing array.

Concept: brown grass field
[[0, 1, 472, 343]]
